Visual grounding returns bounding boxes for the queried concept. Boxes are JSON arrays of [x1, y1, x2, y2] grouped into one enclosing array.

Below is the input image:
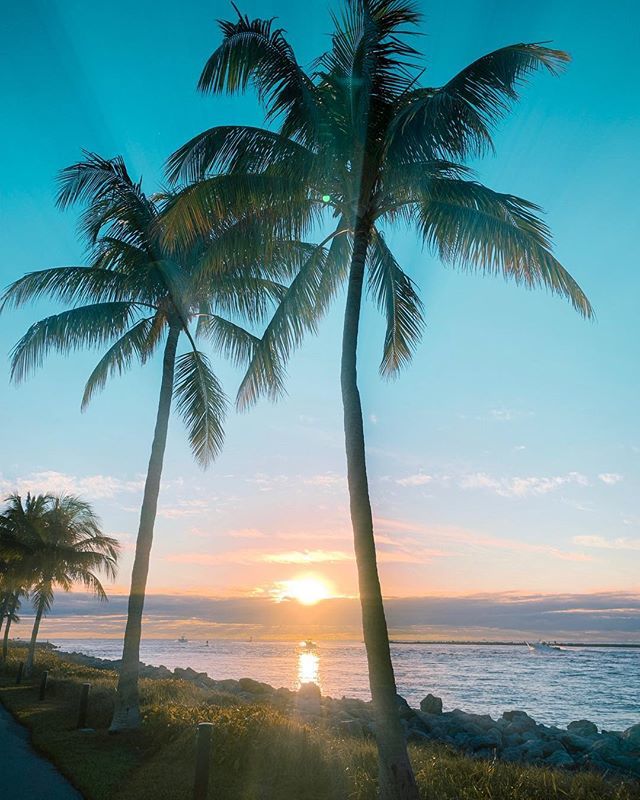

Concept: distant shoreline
[[389, 640, 640, 648]]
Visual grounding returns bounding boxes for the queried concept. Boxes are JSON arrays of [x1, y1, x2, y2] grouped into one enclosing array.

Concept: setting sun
[[277, 575, 334, 605]]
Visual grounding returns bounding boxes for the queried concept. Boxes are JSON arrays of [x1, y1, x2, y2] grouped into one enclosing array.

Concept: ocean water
[[49, 638, 639, 730]]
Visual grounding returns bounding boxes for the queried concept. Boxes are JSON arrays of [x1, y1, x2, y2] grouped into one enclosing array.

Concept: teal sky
[[1, 0, 639, 636]]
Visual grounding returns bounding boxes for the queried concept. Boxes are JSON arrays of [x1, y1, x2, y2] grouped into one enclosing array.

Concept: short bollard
[[193, 722, 213, 800], [38, 670, 49, 701], [15, 662, 24, 685], [77, 682, 91, 729]]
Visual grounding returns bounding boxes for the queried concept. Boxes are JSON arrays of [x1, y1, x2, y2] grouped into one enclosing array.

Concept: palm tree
[[0, 493, 118, 674], [1, 153, 303, 728], [166, 2, 592, 796]]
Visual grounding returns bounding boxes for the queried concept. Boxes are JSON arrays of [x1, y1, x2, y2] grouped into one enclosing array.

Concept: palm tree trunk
[[110, 323, 180, 731], [25, 595, 46, 676], [341, 218, 419, 800], [0, 596, 7, 639], [1, 595, 17, 661]]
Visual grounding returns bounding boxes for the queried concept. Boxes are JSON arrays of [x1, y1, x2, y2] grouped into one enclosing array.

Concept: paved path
[[0, 702, 83, 799]]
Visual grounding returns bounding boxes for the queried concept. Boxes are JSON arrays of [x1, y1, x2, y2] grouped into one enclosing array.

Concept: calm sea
[[49, 638, 639, 730]]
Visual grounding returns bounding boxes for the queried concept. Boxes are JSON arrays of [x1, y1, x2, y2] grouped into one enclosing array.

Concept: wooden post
[[15, 662, 24, 685], [38, 670, 49, 701], [77, 683, 91, 729], [193, 722, 213, 800]]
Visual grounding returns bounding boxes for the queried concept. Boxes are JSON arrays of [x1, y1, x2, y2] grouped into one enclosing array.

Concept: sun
[[277, 575, 334, 605]]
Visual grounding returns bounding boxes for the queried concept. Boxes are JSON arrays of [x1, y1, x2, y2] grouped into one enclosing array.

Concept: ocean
[[49, 638, 639, 730]]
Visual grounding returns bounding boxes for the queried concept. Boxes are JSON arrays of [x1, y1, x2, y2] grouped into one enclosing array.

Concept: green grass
[[1, 646, 638, 800]]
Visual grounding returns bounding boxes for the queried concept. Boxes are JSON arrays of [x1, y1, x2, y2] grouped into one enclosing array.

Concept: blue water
[[50, 638, 639, 730]]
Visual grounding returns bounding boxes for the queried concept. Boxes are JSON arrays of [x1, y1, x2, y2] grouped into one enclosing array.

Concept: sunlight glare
[[277, 575, 333, 605]]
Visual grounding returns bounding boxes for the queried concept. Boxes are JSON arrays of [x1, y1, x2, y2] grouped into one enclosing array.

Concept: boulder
[[298, 681, 321, 701], [560, 732, 593, 754], [502, 710, 537, 734], [567, 719, 598, 737], [545, 749, 575, 768], [623, 723, 640, 749], [238, 677, 273, 695], [395, 694, 415, 720], [420, 694, 443, 715]]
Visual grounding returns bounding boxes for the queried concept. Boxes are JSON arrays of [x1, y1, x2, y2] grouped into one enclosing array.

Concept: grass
[[0, 646, 638, 800]]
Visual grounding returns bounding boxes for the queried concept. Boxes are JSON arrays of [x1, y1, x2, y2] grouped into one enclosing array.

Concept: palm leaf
[[81, 315, 163, 409], [368, 228, 425, 376], [10, 302, 141, 383], [173, 351, 228, 467], [389, 43, 570, 160]]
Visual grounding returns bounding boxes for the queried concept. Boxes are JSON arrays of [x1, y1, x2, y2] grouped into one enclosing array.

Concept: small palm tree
[[0, 493, 118, 674], [1, 153, 302, 727], [167, 2, 592, 796]]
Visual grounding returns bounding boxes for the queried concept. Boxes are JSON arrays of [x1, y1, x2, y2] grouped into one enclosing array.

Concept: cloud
[[27, 590, 640, 642], [598, 473, 623, 485], [157, 499, 209, 519], [0, 470, 144, 500], [303, 473, 343, 488], [396, 473, 433, 487], [263, 550, 352, 564], [573, 535, 640, 551], [374, 517, 591, 563], [459, 471, 589, 498]]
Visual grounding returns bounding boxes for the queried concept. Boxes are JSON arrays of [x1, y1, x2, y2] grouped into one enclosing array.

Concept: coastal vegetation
[[0, 646, 638, 800], [0, 494, 118, 674]]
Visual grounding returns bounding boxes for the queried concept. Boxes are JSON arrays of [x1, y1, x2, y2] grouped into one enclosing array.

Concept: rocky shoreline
[[58, 648, 639, 780]]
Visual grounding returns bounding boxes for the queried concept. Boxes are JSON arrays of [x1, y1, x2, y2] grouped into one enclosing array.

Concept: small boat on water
[[525, 640, 562, 653], [177, 635, 188, 644], [299, 639, 318, 651]]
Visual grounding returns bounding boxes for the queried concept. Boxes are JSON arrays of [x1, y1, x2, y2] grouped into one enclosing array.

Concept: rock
[[467, 729, 502, 751], [568, 719, 598, 737], [623, 723, 640, 749], [501, 745, 525, 763], [298, 682, 321, 700], [395, 694, 415, 720], [560, 733, 592, 754], [502, 710, 537, 734], [238, 677, 273, 695], [545, 749, 575, 768], [420, 694, 443, 715]]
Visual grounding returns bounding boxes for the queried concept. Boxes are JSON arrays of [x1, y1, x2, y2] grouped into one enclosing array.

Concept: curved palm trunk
[[341, 220, 419, 800], [110, 324, 180, 731], [25, 594, 47, 676], [1, 595, 17, 661]]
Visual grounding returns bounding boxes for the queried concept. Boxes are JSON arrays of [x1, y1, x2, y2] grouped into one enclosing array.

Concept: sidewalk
[[0, 702, 83, 799]]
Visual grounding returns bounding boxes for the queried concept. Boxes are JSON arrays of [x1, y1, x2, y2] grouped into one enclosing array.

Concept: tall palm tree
[[167, 2, 592, 796], [0, 493, 118, 674], [1, 153, 305, 728]]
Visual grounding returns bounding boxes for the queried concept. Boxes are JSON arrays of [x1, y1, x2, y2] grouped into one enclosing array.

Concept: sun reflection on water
[[297, 650, 320, 689]]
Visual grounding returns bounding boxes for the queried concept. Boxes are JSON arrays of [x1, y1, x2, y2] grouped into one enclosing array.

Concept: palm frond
[[368, 227, 425, 376], [166, 125, 315, 184], [10, 302, 141, 383], [388, 43, 570, 159], [236, 229, 352, 410], [81, 315, 164, 409], [199, 11, 321, 145], [173, 351, 227, 467], [196, 313, 260, 368], [415, 179, 592, 317], [0, 266, 157, 312]]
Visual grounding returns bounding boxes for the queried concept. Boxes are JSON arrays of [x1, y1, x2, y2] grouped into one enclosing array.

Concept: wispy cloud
[[459, 471, 589, 497], [263, 549, 352, 564], [598, 473, 624, 485], [573, 535, 640, 551], [396, 473, 433, 487], [0, 470, 144, 500]]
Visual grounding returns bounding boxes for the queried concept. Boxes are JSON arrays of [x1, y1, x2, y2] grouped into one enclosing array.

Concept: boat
[[177, 635, 188, 643], [299, 639, 318, 651], [525, 640, 562, 652]]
